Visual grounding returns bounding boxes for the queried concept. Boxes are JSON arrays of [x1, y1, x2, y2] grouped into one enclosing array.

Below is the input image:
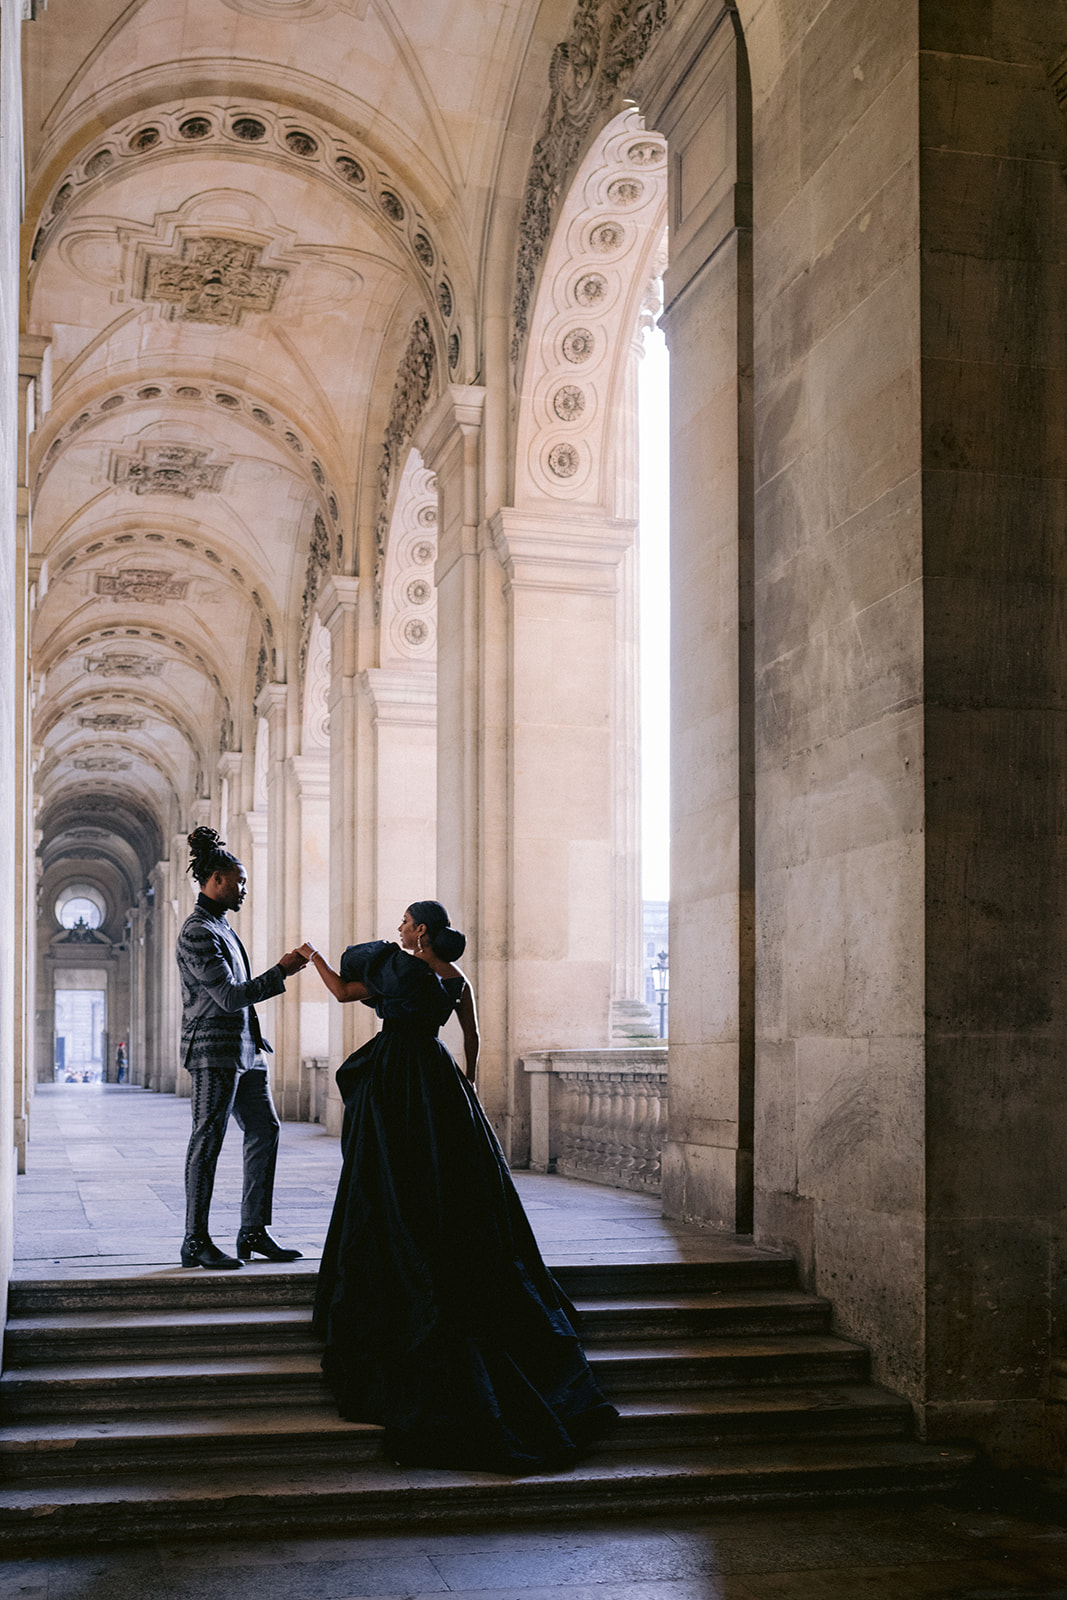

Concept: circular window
[[55, 885, 106, 930]]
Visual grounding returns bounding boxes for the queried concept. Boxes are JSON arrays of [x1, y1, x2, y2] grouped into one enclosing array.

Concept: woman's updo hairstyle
[[408, 899, 466, 962], [187, 826, 242, 887]]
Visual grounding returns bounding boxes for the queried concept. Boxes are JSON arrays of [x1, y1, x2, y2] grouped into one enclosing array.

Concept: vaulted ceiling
[[24, 0, 546, 905]]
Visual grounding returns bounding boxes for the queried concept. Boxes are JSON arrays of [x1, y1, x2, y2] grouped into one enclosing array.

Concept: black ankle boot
[[181, 1233, 242, 1269], [236, 1226, 303, 1262]]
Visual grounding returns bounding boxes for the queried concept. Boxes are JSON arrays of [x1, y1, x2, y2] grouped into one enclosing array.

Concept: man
[[177, 825, 307, 1269]]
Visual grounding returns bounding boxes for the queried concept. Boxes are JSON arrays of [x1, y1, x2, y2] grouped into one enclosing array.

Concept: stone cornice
[[488, 506, 634, 596]]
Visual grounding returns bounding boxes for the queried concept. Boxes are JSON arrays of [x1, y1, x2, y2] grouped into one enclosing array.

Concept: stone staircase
[[0, 1256, 975, 1548]]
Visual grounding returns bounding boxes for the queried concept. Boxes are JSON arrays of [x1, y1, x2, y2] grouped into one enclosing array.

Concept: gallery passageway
[[2, 0, 1067, 1509]]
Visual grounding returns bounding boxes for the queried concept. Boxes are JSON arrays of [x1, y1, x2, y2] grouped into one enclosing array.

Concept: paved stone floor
[[0, 1496, 1065, 1599], [8, 1085, 1067, 1597], [13, 1084, 771, 1276]]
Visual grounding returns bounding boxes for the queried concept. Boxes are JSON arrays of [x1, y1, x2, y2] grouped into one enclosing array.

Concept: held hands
[[296, 941, 317, 962], [277, 946, 309, 976]]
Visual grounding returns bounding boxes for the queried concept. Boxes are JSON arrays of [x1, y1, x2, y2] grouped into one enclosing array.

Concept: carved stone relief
[[109, 443, 229, 498], [299, 512, 332, 680], [381, 452, 438, 664], [95, 569, 189, 603], [73, 755, 131, 772], [374, 316, 436, 617], [511, 0, 669, 363], [85, 651, 164, 678], [140, 235, 286, 326], [78, 713, 144, 731], [32, 98, 457, 369], [514, 104, 667, 503]]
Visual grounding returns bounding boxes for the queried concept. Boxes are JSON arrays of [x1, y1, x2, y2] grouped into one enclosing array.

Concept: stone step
[[0, 1384, 915, 1483], [0, 1336, 870, 1417], [576, 1290, 832, 1342], [3, 1289, 833, 1366], [3, 1306, 321, 1365], [0, 1440, 978, 1550], [5, 1255, 798, 1315]]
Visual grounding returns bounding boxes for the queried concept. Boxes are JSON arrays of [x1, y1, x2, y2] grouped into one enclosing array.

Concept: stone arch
[[379, 449, 438, 668], [513, 105, 667, 514]]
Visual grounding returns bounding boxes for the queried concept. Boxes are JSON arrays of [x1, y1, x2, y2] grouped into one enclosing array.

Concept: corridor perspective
[[2, 0, 1067, 1554]]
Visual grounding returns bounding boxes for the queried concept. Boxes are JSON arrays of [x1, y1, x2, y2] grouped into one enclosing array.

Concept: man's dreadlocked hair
[[186, 826, 242, 887]]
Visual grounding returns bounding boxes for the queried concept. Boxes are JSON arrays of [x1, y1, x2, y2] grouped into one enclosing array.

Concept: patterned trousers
[[184, 1065, 280, 1235]]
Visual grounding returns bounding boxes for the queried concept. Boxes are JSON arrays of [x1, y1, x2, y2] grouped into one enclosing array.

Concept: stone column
[[414, 388, 517, 1143], [634, 2, 755, 1230], [360, 666, 437, 935], [289, 751, 330, 1101], [489, 507, 634, 1155], [610, 327, 649, 1035], [257, 681, 302, 1119], [13, 336, 48, 1169], [127, 898, 148, 1088], [319, 576, 373, 1137]]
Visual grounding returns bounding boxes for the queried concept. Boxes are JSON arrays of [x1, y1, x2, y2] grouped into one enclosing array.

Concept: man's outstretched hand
[[278, 947, 309, 975]]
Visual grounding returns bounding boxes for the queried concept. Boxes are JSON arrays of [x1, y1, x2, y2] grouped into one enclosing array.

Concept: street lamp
[[651, 950, 669, 1039]]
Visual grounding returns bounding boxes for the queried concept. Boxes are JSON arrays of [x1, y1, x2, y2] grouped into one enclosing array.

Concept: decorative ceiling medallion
[[109, 444, 229, 499], [78, 713, 144, 731], [95, 570, 189, 604], [85, 652, 164, 678], [140, 235, 286, 326]]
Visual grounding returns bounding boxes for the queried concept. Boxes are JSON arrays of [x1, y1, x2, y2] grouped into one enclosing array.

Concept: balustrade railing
[[522, 1048, 668, 1194]]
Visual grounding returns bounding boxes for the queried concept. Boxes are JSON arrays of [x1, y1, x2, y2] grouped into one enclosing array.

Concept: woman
[[300, 901, 617, 1473]]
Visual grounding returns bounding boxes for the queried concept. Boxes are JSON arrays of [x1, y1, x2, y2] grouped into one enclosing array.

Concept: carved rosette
[[381, 456, 438, 663], [374, 316, 436, 620], [515, 104, 667, 502]]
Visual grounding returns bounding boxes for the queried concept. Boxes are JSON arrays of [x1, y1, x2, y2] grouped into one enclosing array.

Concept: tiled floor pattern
[[15, 1084, 774, 1276], [0, 1498, 1065, 1598]]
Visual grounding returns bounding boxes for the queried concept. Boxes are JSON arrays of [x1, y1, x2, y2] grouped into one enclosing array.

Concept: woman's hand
[[296, 941, 317, 961]]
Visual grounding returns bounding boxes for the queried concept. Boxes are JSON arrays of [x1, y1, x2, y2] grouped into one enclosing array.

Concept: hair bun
[[188, 825, 224, 852], [432, 926, 466, 962]]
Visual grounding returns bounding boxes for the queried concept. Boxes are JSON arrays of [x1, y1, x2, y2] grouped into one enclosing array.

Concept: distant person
[[176, 826, 307, 1270], [115, 1040, 127, 1083], [300, 900, 617, 1471]]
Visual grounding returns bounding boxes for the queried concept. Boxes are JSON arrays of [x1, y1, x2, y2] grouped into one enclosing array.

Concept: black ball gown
[[312, 940, 618, 1473]]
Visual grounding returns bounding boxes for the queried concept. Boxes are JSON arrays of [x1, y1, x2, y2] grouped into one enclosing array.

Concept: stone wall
[[919, 0, 1067, 1462], [749, 0, 927, 1402]]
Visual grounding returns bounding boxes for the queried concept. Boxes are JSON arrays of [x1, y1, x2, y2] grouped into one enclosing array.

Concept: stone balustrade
[[522, 1048, 668, 1194]]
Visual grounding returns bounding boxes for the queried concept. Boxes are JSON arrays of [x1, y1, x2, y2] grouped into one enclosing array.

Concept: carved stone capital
[[488, 506, 634, 595], [359, 664, 438, 728]]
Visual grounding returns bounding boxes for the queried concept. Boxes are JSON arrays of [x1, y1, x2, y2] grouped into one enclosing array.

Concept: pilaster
[[319, 576, 371, 1135], [360, 663, 437, 962], [633, 2, 755, 1233], [256, 681, 301, 1119]]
